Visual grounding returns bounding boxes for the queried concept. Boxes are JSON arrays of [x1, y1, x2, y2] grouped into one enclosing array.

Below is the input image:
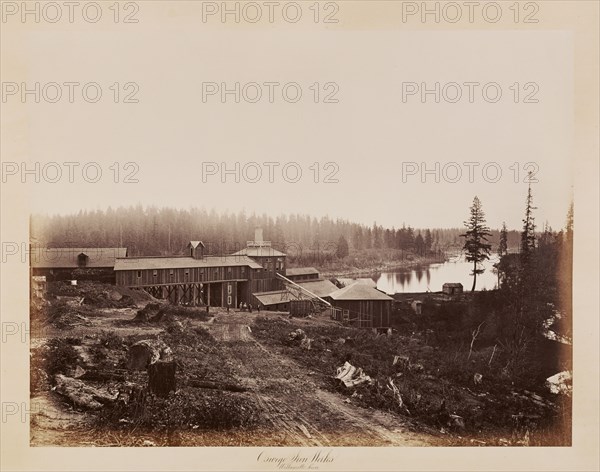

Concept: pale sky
[[2, 22, 574, 231]]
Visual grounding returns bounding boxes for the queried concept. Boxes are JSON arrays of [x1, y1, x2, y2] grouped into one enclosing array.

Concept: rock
[[473, 373, 483, 385], [108, 290, 123, 301], [336, 338, 346, 345]]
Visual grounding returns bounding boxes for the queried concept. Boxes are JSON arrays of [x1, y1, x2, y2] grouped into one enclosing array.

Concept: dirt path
[[207, 312, 434, 446], [31, 308, 436, 446]]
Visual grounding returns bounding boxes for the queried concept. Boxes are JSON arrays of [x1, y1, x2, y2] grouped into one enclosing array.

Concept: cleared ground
[[30, 301, 437, 446]]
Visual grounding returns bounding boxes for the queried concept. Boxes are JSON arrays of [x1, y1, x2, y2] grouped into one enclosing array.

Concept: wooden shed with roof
[[30, 247, 127, 282], [329, 283, 393, 330]]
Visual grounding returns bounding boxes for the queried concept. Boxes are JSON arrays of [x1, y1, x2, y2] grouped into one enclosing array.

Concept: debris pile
[[334, 362, 374, 388], [288, 328, 313, 350]]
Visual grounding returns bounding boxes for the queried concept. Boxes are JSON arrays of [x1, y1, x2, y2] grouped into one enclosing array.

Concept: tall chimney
[[255, 228, 263, 243]]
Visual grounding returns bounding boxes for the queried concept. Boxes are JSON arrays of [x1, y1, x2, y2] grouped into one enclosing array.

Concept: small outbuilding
[[442, 283, 463, 296], [329, 283, 393, 330]]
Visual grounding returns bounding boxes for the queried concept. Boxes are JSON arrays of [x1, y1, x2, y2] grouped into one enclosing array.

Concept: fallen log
[[54, 374, 117, 410]]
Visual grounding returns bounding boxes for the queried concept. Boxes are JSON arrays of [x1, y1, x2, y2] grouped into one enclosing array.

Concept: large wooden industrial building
[[31, 229, 394, 330], [30, 247, 127, 282], [114, 231, 285, 307]]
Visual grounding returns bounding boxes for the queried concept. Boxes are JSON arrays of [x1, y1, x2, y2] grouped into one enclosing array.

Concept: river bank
[[316, 253, 447, 279]]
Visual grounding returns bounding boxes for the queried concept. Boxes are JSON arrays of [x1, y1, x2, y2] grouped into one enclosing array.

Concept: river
[[372, 254, 500, 294]]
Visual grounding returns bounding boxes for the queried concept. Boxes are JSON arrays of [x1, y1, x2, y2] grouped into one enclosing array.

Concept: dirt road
[[206, 312, 433, 446], [31, 308, 436, 446]]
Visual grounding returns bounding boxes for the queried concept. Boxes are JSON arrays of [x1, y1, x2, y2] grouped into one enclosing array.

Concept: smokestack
[[255, 228, 263, 243]]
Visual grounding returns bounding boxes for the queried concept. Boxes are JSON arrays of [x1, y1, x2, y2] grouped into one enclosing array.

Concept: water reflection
[[373, 255, 499, 294]]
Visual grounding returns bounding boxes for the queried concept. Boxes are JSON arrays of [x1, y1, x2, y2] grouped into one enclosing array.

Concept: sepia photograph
[[1, 1, 598, 471]]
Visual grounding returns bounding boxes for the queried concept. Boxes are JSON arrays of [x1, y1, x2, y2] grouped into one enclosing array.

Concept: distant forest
[[30, 206, 522, 257]]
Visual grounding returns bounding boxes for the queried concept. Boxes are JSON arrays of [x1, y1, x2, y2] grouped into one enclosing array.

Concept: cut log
[[147, 361, 176, 397], [126, 340, 171, 371], [54, 374, 117, 410]]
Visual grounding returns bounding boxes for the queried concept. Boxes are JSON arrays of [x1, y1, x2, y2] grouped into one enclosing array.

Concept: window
[[169, 270, 174, 278], [227, 284, 232, 294], [153, 270, 158, 277], [227, 296, 232, 306], [77, 253, 88, 268], [137, 270, 142, 278], [184, 270, 189, 277], [241, 266, 246, 276]]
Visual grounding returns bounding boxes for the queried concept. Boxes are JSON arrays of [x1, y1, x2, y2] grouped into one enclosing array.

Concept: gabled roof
[[329, 282, 393, 301], [188, 241, 205, 249], [295, 279, 339, 298], [337, 277, 377, 288], [113, 255, 262, 271], [232, 247, 286, 257], [443, 282, 463, 287], [253, 290, 290, 306], [286, 267, 319, 277], [30, 247, 127, 269]]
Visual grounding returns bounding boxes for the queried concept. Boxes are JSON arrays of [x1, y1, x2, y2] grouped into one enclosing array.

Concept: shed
[[329, 283, 393, 329], [285, 267, 320, 282], [30, 247, 127, 282], [442, 283, 463, 296]]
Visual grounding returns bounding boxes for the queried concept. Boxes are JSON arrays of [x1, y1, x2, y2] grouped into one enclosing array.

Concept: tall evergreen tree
[[498, 222, 508, 257], [424, 229, 433, 254], [520, 178, 537, 262], [461, 196, 492, 291], [336, 235, 349, 259]]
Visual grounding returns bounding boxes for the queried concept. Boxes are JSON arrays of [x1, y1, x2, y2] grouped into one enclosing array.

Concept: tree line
[[30, 207, 521, 258]]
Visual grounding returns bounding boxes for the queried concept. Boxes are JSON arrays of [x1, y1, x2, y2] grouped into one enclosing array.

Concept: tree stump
[[147, 361, 176, 397]]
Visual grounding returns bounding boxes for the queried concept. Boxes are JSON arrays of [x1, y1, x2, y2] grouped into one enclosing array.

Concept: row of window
[[135, 266, 246, 279]]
